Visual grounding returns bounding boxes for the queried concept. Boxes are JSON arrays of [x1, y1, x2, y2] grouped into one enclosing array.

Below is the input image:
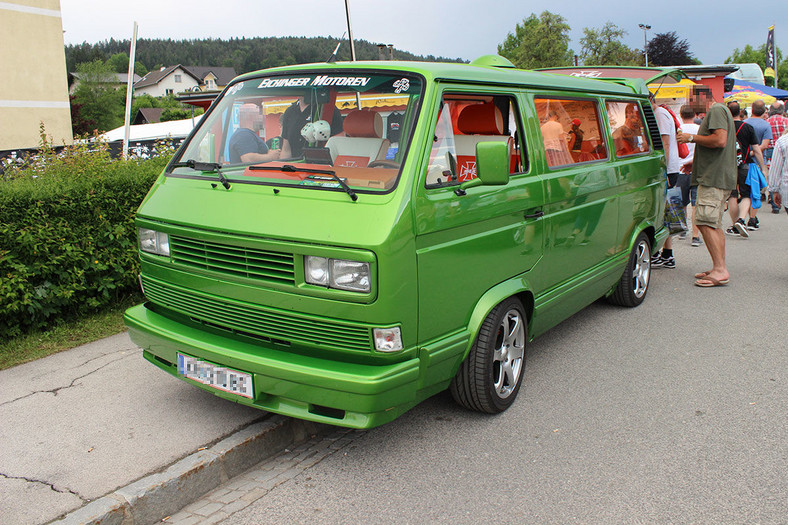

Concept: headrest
[[343, 110, 383, 138], [457, 103, 503, 135]]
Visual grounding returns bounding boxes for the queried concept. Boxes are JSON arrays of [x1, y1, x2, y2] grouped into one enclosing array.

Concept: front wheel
[[450, 297, 527, 413], [608, 232, 651, 307]]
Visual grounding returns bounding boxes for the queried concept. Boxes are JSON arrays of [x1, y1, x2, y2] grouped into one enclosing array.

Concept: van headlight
[[305, 256, 370, 293], [138, 228, 170, 257]]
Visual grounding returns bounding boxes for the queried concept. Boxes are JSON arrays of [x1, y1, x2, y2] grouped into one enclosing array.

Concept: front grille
[[169, 236, 295, 285], [142, 276, 372, 352]]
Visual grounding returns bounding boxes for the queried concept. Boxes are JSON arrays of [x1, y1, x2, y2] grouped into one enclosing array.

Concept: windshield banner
[[258, 76, 372, 89]]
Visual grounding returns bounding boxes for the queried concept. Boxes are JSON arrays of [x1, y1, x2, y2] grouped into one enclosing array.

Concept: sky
[[60, 0, 782, 66]]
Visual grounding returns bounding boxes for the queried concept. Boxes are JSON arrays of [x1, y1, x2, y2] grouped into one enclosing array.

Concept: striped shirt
[[768, 132, 788, 205]]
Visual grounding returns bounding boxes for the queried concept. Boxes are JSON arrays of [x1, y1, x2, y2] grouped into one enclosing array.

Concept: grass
[[0, 296, 141, 371]]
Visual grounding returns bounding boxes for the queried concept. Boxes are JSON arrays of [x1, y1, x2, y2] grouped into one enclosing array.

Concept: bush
[[0, 135, 170, 340]]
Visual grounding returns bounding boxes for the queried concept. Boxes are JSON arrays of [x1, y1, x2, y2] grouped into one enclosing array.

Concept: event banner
[[765, 25, 776, 85]]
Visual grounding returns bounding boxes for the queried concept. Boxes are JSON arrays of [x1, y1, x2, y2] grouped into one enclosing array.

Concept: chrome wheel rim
[[493, 309, 525, 398], [632, 240, 650, 298]]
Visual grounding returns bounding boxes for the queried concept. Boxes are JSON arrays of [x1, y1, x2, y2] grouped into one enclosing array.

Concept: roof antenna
[[326, 32, 346, 63]]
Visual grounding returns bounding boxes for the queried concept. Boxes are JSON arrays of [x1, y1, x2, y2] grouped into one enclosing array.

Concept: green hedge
[[0, 141, 169, 340]]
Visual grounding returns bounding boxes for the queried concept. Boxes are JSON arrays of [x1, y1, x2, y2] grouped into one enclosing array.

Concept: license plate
[[177, 353, 253, 399]]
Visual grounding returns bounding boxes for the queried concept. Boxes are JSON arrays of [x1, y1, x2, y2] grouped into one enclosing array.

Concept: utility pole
[[639, 23, 651, 67]]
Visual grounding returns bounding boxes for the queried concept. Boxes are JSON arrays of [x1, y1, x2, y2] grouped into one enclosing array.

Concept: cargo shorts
[[694, 185, 729, 229]]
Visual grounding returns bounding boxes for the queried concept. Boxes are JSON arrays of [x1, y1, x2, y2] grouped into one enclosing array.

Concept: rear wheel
[[450, 297, 527, 413], [608, 232, 651, 307]]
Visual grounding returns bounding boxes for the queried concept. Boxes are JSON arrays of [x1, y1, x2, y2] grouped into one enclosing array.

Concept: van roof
[[234, 60, 646, 98]]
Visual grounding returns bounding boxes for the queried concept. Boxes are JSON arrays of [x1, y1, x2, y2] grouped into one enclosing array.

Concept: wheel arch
[[461, 277, 534, 364]]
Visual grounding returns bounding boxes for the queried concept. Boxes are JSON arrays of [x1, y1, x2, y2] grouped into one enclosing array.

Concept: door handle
[[524, 210, 544, 219]]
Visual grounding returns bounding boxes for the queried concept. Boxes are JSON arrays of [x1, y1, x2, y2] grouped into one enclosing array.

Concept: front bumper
[[124, 303, 422, 429]]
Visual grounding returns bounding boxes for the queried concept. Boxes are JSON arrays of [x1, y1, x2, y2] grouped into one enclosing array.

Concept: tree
[[646, 32, 696, 66], [106, 52, 147, 77], [580, 22, 641, 66], [498, 11, 574, 69], [70, 60, 126, 133], [69, 94, 96, 136], [726, 43, 787, 90]]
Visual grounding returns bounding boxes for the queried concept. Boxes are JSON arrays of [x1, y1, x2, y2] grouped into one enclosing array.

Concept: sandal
[[694, 277, 729, 287]]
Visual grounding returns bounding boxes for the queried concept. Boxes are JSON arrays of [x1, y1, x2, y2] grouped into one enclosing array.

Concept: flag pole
[[122, 21, 138, 159], [344, 0, 362, 109]]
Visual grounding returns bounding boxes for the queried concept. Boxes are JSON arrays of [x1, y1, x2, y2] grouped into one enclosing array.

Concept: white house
[[133, 65, 200, 97]]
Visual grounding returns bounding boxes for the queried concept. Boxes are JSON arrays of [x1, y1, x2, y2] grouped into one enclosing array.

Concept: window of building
[[605, 101, 650, 157], [534, 97, 608, 168], [425, 94, 525, 188], [165, 88, 174, 95], [174, 74, 182, 83]]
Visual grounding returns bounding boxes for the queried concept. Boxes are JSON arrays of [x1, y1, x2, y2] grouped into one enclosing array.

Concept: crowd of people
[[650, 87, 788, 287]]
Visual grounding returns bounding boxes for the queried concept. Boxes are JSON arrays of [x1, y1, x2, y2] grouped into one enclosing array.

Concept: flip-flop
[[694, 271, 711, 279], [694, 277, 729, 287]]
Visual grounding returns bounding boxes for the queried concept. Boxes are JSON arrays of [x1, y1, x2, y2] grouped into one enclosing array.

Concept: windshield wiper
[[250, 164, 357, 202], [170, 160, 231, 190]]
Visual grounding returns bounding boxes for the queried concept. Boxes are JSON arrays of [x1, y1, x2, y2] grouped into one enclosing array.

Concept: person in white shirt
[[651, 99, 684, 269], [679, 104, 701, 246]]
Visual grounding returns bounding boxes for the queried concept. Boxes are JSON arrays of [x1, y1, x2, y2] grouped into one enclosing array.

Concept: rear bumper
[[124, 303, 422, 429]]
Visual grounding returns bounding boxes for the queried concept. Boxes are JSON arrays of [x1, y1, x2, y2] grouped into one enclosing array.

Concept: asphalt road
[[193, 210, 788, 524]]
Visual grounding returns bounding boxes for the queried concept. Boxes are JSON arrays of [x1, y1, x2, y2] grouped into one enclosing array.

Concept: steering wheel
[[367, 160, 400, 169]]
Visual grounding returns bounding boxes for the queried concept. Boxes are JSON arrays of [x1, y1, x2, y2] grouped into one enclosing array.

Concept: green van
[[124, 56, 668, 429]]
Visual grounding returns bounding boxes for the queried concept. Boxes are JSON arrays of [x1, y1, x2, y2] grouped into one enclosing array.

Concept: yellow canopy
[[648, 78, 697, 99], [261, 95, 410, 115], [724, 91, 776, 106]]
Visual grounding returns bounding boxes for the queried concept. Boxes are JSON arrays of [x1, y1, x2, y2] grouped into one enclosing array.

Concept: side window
[[534, 97, 608, 168], [425, 94, 525, 188], [605, 100, 650, 157]]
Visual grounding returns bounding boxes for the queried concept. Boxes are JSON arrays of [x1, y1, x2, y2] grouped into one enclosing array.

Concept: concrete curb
[[51, 416, 328, 525]]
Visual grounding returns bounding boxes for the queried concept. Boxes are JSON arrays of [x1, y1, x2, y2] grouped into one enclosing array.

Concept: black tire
[[608, 232, 651, 307], [450, 297, 527, 413]]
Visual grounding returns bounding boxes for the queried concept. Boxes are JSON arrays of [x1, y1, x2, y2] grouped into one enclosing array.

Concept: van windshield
[[171, 71, 423, 193]]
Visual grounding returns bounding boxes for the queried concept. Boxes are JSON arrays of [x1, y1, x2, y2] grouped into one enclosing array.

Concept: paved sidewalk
[[0, 333, 326, 525]]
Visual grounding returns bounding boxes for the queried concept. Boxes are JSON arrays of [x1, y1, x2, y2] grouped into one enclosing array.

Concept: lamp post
[[639, 24, 651, 67]]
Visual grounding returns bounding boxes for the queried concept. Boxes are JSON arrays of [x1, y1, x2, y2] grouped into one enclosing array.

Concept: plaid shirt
[[769, 114, 788, 148]]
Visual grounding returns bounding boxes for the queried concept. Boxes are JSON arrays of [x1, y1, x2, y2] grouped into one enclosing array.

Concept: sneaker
[[678, 230, 688, 239], [652, 255, 676, 269], [747, 218, 759, 230], [734, 219, 749, 238], [691, 237, 701, 247], [725, 226, 739, 236]]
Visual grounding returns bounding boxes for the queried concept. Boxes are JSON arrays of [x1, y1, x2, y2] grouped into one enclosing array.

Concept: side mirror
[[456, 141, 510, 195]]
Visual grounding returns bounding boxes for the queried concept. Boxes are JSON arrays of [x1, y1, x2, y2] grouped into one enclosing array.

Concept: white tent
[[101, 115, 202, 142]]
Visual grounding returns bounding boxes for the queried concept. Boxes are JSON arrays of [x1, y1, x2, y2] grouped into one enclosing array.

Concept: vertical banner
[[765, 25, 776, 87]]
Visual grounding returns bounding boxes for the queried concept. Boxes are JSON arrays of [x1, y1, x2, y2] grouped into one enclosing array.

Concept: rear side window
[[425, 94, 525, 188], [534, 97, 608, 168], [605, 100, 651, 157]]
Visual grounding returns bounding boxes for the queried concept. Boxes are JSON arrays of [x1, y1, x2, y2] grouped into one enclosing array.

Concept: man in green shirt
[[676, 87, 736, 287]]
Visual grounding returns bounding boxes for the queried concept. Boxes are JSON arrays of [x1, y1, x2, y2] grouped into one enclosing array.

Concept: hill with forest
[[65, 36, 466, 75]]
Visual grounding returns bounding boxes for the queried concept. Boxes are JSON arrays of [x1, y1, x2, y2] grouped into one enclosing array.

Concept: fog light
[[373, 327, 403, 352]]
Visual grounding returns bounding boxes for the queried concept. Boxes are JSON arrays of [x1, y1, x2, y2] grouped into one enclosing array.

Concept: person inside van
[[228, 103, 282, 164]]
